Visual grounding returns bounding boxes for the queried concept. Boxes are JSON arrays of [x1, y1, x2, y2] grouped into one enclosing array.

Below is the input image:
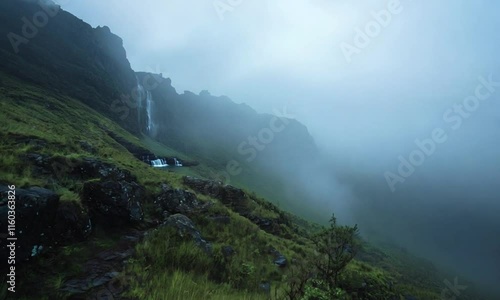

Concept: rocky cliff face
[[0, 0, 138, 132], [136, 71, 319, 188]]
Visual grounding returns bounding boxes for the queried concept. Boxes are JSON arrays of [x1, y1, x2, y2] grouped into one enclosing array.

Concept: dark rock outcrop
[[163, 214, 212, 254], [61, 230, 145, 298], [74, 158, 136, 182], [269, 247, 287, 268], [82, 180, 144, 227], [25, 154, 145, 227], [155, 184, 210, 216], [183, 176, 247, 210], [0, 185, 91, 265], [0, 186, 58, 263], [24, 153, 147, 229], [244, 214, 277, 233], [25, 153, 53, 176], [53, 201, 92, 243]]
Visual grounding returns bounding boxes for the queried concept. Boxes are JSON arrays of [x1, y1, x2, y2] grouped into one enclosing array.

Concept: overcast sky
[[62, 1, 500, 294], [62, 0, 500, 155]]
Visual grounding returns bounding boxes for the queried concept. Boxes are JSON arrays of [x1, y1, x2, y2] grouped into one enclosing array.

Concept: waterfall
[[146, 91, 157, 135], [173, 158, 183, 167], [135, 77, 144, 126], [135, 77, 156, 136], [149, 158, 182, 168], [151, 158, 168, 168]]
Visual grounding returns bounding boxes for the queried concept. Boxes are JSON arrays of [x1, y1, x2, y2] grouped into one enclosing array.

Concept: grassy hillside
[[0, 71, 485, 299]]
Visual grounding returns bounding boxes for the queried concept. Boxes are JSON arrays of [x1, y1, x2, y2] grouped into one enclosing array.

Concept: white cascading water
[[173, 158, 183, 167], [146, 91, 155, 134], [135, 78, 145, 126], [150, 158, 168, 168]]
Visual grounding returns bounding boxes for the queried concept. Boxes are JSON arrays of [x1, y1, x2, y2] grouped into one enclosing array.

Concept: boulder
[[183, 176, 247, 208], [75, 158, 136, 182], [155, 184, 210, 215], [245, 214, 274, 232], [25, 153, 53, 175], [163, 214, 212, 254], [269, 247, 287, 268], [0, 186, 58, 262], [82, 180, 144, 227], [0, 185, 89, 264], [52, 201, 92, 242]]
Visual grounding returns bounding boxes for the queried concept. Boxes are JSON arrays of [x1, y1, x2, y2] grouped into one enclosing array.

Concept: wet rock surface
[[25, 153, 54, 176], [0, 185, 91, 265], [0, 185, 58, 263], [163, 214, 213, 254], [83, 180, 145, 226], [77, 160, 146, 227], [74, 158, 136, 182], [61, 230, 145, 299], [244, 214, 278, 233], [269, 247, 287, 267], [154, 184, 211, 215], [53, 201, 92, 243], [183, 176, 247, 209]]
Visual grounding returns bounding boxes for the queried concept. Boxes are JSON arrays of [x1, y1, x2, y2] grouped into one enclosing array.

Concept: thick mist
[[64, 0, 500, 296]]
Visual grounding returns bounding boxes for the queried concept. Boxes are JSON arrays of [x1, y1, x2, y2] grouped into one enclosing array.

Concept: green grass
[[126, 269, 271, 300], [56, 187, 81, 203], [0, 71, 183, 193]]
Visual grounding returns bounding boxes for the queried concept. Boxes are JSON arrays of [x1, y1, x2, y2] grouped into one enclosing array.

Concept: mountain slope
[[0, 1, 489, 299], [0, 70, 458, 300]]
